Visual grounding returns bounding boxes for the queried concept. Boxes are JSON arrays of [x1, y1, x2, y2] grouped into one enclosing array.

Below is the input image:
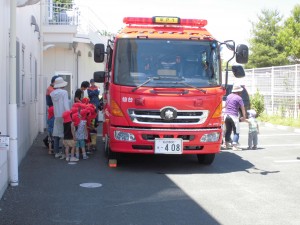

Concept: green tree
[[54, 0, 72, 4], [277, 4, 300, 63], [98, 30, 115, 37], [246, 9, 288, 68]]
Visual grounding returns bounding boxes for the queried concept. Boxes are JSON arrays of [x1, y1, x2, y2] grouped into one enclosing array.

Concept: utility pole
[[9, 0, 19, 186]]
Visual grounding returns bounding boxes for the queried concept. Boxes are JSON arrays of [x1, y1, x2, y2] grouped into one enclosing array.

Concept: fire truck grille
[[128, 109, 209, 125]]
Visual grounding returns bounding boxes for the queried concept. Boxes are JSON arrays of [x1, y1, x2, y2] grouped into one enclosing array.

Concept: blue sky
[[77, 0, 299, 47]]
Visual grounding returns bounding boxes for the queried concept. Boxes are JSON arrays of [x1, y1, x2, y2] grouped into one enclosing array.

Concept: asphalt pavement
[[1, 122, 300, 225], [0, 130, 108, 225]]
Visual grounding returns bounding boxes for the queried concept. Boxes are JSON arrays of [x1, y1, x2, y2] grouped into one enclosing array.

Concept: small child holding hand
[[75, 109, 89, 159], [62, 110, 78, 162], [47, 106, 55, 155], [246, 109, 259, 150]]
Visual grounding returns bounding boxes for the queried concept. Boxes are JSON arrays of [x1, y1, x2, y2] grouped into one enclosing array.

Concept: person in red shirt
[[43, 76, 59, 149], [46, 75, 58, 107]]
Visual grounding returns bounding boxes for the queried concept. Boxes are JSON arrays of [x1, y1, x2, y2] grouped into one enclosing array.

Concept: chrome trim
[[114, 127, 220, 132], [128, 108, 209, 125]]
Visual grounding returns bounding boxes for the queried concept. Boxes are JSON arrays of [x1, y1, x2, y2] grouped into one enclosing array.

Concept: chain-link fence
[[226, 64, 300, 118]]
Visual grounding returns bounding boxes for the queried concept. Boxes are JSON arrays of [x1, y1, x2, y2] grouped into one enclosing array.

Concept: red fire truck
[[94, 16, 248, 166]]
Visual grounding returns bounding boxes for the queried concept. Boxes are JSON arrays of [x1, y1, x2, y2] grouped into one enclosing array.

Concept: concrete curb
[[259, 122, 300, 133]]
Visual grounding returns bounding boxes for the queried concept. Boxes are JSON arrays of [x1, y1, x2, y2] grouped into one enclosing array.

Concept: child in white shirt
[[246, 109, 259, 150]]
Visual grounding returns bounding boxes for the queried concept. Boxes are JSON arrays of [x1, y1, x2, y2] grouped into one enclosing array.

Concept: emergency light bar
[[123, 16, 207, 27]]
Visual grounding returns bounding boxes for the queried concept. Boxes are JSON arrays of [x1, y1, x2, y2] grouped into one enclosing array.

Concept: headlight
[[114, 131, 136, 141], [200, 132, 220, 142]]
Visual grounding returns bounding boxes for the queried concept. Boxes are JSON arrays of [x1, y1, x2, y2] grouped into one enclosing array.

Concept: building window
[[16, 41, 20, 105], [30, 54, 33, 102], [21, 44, 25, 104], [55, 72, 72, 100], [35, 59, 38, 101]]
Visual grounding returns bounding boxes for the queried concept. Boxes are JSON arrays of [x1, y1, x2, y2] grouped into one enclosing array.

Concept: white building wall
[[0, 0, 10, 200], [42, 42, 103, 108], [1, 1, 106, 199], [0, 1, 41, 199], [76, 43, 104, 93], [15, 4, 41, 162]]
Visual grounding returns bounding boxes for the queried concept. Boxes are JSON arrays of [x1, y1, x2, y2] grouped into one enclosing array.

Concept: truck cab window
[[114, 39, 221, 87]]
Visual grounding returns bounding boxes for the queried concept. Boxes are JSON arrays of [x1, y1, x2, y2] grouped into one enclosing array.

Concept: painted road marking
[[80, 183, 102, 188], [274, 160, 300, 163]]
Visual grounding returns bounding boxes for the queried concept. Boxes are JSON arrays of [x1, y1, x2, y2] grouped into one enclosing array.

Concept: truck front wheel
[[104, 135, 118, 161], [104, 135, 109, 157], [197, 154, 215, 165]]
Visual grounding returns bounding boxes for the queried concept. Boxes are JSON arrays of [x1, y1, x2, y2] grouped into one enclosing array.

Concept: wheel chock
[[108, 159, 117, 168]]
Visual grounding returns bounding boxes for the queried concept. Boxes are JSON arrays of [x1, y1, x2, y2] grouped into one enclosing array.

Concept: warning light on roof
[[123, 17, 153, 25], [123, 17, 207, 27], [180, 19, 207, 27]]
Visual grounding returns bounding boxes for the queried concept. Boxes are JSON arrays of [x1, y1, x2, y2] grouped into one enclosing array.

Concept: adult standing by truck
[[87, 79, 100, 109], [50, 77, 70, 158], [223, 85, 247, 151], [43, 75, 58, 149], [74, 81, 90, 103]]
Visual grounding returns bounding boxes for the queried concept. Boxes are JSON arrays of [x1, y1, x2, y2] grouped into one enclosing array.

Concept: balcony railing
[[45, 2, 79, 25], [42, 1, 111, 45]]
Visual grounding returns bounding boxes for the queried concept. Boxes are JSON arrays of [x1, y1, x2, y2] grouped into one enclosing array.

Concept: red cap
[[71, 107, 78, 115], [82, 97, 90, 104], [80, 109, 89, 119], [80, 103, 86, 109], [62, 110, 72, 123], [72, 113, 80, 126], [72, 102, 82, 109], [48, 106, 54, 119], [87, 103, 95, 108]]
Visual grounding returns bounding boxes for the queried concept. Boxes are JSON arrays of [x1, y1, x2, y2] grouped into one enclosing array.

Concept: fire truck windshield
[[114, 39, 221, 88]]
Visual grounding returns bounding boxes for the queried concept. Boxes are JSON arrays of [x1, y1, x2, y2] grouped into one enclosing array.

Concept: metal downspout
[[9, 0, 19, 186], [39, 0, 45, 132]]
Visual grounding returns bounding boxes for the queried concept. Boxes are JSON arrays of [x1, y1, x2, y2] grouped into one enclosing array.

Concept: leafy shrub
[[250, 90, 265, 117]]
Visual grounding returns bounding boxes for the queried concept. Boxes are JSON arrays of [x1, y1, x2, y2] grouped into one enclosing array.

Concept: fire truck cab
[[94, 16, 248, 166]]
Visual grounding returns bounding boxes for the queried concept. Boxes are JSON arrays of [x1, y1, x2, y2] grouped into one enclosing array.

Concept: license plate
[[154, 138, 183, 154]]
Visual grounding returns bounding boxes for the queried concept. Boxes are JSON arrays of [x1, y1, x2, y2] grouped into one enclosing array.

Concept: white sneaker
[[54, 153, 61, 158], [232, 145, 242, 151], [65, 157, 70, 162], [226, 142, 232, 149], [70, 157, 79, 162], [59, 154, 65, 160]]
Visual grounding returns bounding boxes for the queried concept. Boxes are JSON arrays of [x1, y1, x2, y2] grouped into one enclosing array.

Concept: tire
[[104, 135, 109, 157], [104, 135, 118, 160], [197, 154, 215, 165]]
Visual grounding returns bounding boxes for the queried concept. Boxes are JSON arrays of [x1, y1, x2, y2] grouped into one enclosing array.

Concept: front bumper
[[109, 126, 222, 154]]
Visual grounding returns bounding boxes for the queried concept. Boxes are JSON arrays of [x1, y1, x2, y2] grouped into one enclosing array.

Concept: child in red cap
[[74, 109, 89, 159], [62, 110, 78, 162], [87, 107, 98, 153], [45, 106, 55, 155]]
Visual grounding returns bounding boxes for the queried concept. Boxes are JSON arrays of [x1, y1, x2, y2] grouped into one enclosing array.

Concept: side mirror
[[94, 44, 105, 63], [232, 65, 245, 78], [236, 44, 248, 64], [93, 71, 105, 83]]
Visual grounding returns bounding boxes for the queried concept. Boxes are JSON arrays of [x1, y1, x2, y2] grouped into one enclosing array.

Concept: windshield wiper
[[173, 81, 206, 93], [131, 76, 160, 92]]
